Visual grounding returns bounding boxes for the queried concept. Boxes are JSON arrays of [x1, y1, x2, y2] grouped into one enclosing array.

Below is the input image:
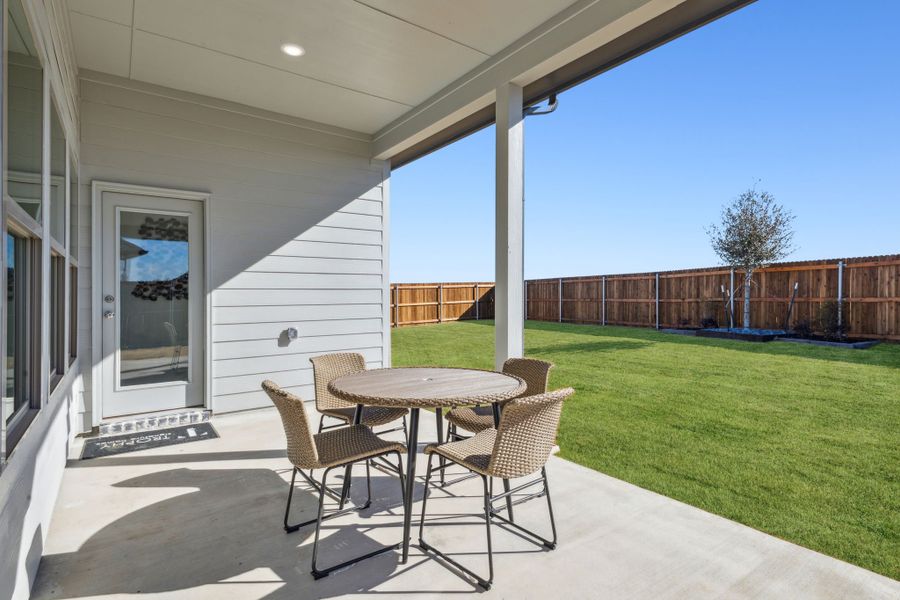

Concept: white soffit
[[66, 0, 582, 135]]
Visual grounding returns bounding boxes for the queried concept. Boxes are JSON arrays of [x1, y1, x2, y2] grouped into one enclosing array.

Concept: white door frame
[[91, 181, 211, 426]]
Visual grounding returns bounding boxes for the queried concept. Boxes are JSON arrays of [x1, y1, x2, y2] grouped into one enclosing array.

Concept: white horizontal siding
[[220, 272, 382, 290], [213, 318, 383, 342], [214, 333, 382, 360], [213, 288, 382, 306], [213, 304, 384, 325], [79, 77, 389, 414], [214, 347, 382, 379], [213, 357, 380, 398]]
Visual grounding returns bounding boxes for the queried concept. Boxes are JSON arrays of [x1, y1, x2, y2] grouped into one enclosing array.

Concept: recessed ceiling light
[[281, 43, 305, 57]]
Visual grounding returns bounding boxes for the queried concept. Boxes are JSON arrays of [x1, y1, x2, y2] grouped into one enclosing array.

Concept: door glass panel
[[119, 211, 190, 387]]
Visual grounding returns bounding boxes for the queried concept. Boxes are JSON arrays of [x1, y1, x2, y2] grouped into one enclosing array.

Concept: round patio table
[[329, 367, 526, 563]]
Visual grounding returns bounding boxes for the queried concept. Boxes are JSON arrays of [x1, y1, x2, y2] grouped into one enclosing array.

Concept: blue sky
[[390, 0, 900, 282], [125, 239, 188, 281]]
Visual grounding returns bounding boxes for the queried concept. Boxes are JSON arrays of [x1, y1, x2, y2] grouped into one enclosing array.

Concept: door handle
[[103, 311, 116, 320]]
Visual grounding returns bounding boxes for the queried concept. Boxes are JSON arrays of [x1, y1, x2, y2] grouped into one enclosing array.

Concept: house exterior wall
[[1, 2, 82, 599], [78, 74, 390, 418], [3, 29, 391, 600]]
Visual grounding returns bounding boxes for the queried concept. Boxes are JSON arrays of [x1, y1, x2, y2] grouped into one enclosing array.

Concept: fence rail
[[391, 254, 900, 340]]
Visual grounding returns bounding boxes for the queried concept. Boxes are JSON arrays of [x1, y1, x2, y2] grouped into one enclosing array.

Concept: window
[[50, 254, 65, 389], [50, 103, 66, 244], [4, 0, 45, 454], [68, 158, 78, 364], [69, 265, 78, 362], [69, 158, 78, 255], [4, 230, 40, 448], [3, 0, 79, 459], [6, 0, 43, 221]]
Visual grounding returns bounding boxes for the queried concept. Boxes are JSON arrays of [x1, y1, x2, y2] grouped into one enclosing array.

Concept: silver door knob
[[103, 311, 115, 320]]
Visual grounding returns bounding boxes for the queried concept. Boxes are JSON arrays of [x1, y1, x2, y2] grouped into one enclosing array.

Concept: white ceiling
[[67, 0, 580, 134]]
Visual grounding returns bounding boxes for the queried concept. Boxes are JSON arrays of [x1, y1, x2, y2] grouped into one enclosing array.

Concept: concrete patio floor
[[33, 409, 898, 599]]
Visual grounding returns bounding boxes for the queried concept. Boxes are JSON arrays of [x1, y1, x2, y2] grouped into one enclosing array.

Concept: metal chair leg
[[419, 454, 494, 590], [417, 453, 434, 542], [284, 467, 361, 533], [481, 475, 494, 589], [339, 461, 352, 510], [488, 468, 557, 550], [309, 462, 400, 580], [435, 408, 446, 486], [395, 451, 407, 515], [284, 467, 299, 532], [310, 467, 332, 575], [543, 467, 558, 549]]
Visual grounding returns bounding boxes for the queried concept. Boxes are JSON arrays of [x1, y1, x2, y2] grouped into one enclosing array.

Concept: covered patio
[[32, 410, 897, 599], [2, 1, 898, 598]]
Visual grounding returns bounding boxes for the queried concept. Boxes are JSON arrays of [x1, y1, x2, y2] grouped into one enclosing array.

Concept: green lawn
[[392, 320, 900, 580]]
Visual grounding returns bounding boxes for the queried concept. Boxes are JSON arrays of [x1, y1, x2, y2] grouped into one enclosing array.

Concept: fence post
[[729, 268, 735, 329], [394, 285, 400, 327], [837, 260, 844, 330], [475, 284, 480, 320], [438, 283, 443, 323], [558, 278, 563, 323], [601, 276, 606, 325], [655, 273, 660, 330]]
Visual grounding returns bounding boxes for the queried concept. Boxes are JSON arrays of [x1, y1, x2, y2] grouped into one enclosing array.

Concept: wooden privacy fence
[[392, 255, 900, 340], [390, 282, 494, 327]]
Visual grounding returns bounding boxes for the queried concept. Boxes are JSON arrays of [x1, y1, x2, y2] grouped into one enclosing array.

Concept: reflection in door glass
[[119, 211, 189, 386]]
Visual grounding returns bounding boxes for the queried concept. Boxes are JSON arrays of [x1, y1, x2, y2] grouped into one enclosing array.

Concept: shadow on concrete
[[31, 462, 448, 598]]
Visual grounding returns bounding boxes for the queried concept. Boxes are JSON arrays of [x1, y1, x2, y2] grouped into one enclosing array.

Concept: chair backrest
[[502, 357, 553, 398], [488, 387, 574, 479], [310, 352, 367, 412], [261, 380, 319, 469]]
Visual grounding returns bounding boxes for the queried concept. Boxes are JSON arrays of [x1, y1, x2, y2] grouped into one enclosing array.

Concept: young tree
[[707, 189, 795, 329]]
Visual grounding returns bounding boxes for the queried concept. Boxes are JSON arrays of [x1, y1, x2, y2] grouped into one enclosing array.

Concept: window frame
[[1, 0, 79, 465], [49, 250, 65, 391], [4, 221, 42, 451]]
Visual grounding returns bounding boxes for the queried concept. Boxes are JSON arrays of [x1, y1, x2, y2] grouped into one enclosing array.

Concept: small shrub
[[818, 301, 849, 340], [700, 316, 719, 329], [793, 319, 812, 338], [701, 301, 724, 328]]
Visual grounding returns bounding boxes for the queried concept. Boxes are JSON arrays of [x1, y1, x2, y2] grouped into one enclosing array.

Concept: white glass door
[[101, 190, 204, 417]]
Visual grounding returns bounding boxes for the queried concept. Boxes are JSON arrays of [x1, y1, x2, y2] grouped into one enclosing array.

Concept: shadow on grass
[[461, 319, 900, 369], [528, 339, 651, 355]]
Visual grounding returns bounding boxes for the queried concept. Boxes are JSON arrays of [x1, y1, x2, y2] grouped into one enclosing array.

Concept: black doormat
[[81, 422, 219, 459]]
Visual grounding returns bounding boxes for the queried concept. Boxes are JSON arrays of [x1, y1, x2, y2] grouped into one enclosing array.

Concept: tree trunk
[[743, 270, 753, 329]]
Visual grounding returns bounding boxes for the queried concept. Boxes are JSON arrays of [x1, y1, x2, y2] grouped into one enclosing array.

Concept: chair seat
[[425, 429, 496, 476], [446, 405, 494, 434], [314, 425, 405, 469], [322, 406, 408, 428]]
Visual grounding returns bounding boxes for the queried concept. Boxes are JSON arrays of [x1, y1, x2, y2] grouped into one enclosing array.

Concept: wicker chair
[[310, 352, 408, 435], [418, 387, 574, 590], [446, 358, 553, 440], [262, 380, 406, 580]]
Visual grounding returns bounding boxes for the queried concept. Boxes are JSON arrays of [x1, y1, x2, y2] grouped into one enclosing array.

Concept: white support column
[[494, 82, 525, 370]]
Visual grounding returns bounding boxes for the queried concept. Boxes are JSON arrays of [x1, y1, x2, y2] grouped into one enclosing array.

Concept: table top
[[328, 367, 526, 409]]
